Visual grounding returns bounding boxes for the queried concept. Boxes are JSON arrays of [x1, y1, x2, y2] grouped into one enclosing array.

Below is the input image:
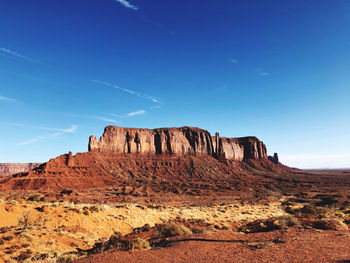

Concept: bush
[[13, 249, 32, 261], [89, 205, 100, 213], [239, 215, 299, 233], [79, 232, 124, 255], [127, 237, 150, 250], [278, 215, 299, 227], [191, 227, 205, 234], [286, 204, 343, 219], [313, 218, 348, 231], [60, 189, 73, 195], [154, 222, 192, 238], [28, 194, 45, 202]]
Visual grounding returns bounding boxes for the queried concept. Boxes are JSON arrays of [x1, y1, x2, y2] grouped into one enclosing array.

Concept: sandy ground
[[75, 229, 350, 263], [0, 199, 286, 262]]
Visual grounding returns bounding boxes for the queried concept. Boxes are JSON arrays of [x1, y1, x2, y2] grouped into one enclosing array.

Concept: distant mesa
[[89, 126, 267, 161], [0, 126, 286, 191], [0, 163, 42, 177]]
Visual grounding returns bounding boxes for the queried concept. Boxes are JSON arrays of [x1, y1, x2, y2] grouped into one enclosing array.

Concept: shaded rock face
[[0, 163, 42, 177], [268, 153, 279, 164], [89, 126, 267, 161]]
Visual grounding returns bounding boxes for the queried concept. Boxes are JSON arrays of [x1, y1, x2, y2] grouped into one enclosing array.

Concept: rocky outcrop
[[0, 163, 42, 177], [268, 153, 279, 164], [213, 135, 267, 161], [89, 126, 267, 161]]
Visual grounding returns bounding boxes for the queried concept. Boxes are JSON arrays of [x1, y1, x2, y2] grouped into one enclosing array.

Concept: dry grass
[[239, 215, 299, 233], [0, 198, 288, 262], [127, 237, 150, 250], [154, 222, 193, 238]]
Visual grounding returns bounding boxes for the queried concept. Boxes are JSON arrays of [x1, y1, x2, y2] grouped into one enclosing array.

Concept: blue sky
[[0, 0, 350, 168]]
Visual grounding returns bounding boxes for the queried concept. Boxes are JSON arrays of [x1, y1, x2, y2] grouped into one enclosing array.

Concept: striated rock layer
[[89, 126, 267, 161], [0, 126, 278, 192], [0, 163, 42, 177]]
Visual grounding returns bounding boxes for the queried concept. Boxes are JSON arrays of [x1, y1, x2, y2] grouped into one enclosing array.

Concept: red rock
[[89, 126, 267, 161]]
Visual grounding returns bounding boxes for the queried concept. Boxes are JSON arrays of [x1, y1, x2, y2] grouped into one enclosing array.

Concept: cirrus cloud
[[114, 0, 138, 10]]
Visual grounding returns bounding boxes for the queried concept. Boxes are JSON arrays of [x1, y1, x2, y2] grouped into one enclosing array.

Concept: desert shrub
[[31, 253, 49, 261], [191, 227, 205, 234], [148, 204, 164, 209], [283, 204, 317, 216], [28, 194, 45, 202], [79, 232, 124, 255], [34, 205, 47, 212], [278, 215, 299, 227], [133, 224, 151, 233], [313, 218, 348, 231], [16, 211, 43, 230], [89, 205, 100, 213], [13, 249, 32, 261], [8, 200, 18, 205], [83, 210, 90, 216], [127, 237, 150, 250], [60, 189, 73, 195], [154, 222, 192, 238], [68, 207, 81, 213], [3, 235, 14, 241], [239, 215, 299, 233], [0, 227, 10, 233], [141, 223, 151, 232]]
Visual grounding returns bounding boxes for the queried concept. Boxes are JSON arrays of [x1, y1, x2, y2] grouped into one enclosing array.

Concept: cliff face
[[89, 126, 214, 156], [89, 126, 267, 161], [0, 163, 42, 177]]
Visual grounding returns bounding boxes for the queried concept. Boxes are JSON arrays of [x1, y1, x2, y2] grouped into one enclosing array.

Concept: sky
[[0, 0, 350, 168]]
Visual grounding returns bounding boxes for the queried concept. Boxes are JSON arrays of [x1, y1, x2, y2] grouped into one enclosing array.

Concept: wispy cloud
[[228, 58, 238, 64], [92, 80, 161, 104], [0, 48, 41, 64], [5, 123, 77, 132], [0, 95, 17, 103], [110, 109, 146, 118], [90, 116, 119, 124], [127, 110, 146, 116], [17, 125, 78, 146], [114, 0, 138, 10], [256, 68, 269, 76]]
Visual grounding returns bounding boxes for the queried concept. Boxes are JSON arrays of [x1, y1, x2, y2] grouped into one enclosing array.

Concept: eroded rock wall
[[89, 126, 267, 161]]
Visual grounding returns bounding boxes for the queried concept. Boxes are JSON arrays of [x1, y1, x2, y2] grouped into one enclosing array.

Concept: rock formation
[[89, 126, 267, 161], [0, 126, 289, 192], [0, 163, 42, 177], [268, 153, 279, 164]]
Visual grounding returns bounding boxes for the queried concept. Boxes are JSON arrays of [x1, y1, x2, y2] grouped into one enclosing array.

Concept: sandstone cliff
[[89, 126, 267, 161], [0, 163, 42, 177]]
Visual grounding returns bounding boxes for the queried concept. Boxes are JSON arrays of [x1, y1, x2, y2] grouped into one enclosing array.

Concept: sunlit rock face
[[89, 126, 267, 161]]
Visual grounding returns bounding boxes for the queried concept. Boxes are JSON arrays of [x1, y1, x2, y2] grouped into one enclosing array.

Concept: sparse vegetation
[[13, 249, 32, 261], [89, 205, 100, 213], [127, 237, 150, 250], [28, 194, 45, 202], [239, 215, 299, 233], [313, 218, 348, 231], [154, 222, 193, 238]]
